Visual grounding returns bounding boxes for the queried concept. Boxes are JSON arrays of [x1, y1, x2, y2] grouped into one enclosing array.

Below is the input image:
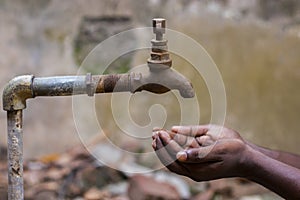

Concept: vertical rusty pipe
[[7, 110, 23, 200]]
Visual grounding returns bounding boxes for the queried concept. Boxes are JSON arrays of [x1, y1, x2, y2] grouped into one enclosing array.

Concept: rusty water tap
[[148, 18, 172, 71], [2, 17, 195, 200], [143, 18, 194, 98]]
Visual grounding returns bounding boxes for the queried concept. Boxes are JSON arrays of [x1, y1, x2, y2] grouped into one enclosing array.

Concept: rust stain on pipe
[[103, 74, 122, 92], [95, 74, 130, 93], [7, 110, 24, 200], [2, 75, 34, 111]]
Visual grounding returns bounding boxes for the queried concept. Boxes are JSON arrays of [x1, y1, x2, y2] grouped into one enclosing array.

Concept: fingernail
[[153, 127, 162, 131], [176, 151, 187, 161], [171, 126, 180, 132], [169, 131, 176, 139], [159, 130, 170, 139], [152, 131, 157, 138]]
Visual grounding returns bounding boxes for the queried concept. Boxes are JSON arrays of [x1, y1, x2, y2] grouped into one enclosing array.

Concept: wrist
[[246, 141, 279, 160], [245, 141, 261, 153], [238, 144, 261, 179]]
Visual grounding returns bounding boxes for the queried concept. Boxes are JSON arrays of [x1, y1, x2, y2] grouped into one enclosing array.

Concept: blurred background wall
[[0, 0, 300, 158]]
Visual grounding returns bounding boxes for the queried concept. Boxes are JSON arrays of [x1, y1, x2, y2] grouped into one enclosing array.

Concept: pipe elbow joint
[[2, 75, 34, 111]]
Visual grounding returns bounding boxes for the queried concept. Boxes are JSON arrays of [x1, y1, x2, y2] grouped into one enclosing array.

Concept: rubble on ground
[[0, 145, 280, 200]]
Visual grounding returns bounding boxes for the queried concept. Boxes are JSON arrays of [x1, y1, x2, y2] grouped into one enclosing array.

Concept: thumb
[[176, 146, 216, 163]]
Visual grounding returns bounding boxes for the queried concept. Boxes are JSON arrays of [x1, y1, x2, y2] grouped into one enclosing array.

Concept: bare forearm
[[246, 142, 300, 169], [243, 147, 300, 199]]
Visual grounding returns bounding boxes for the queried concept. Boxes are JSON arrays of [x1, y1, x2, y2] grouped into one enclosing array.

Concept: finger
[[177, 146, 219, 163], [196, 135, 214, 146], [152, 129, 172, 138], [173, 133, 188, 146], [188, 138, 201, 148], [176, 151, 188, 161], [165, 140, 184, 158], [152, 130, 159, 140], [154, 137, 184, 173], [158, 130, 171, 145], [152, 127, 166, 140], [205, 125, 225, 139], [184, 136, 199, 148], [168, 131, 176, 139], [153, 128, 176, 139], [173, 133, 201, 148], [158, 131, 183, 156], [171, 125, 209, 137], [152, 139, 157, 149], [153, 127, 163, 132], [153, 137, 174, 165]]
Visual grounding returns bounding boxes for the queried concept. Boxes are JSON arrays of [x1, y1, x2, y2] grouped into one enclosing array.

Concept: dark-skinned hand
[[152, 125, 249, 181], [152, 125, 300, 199]]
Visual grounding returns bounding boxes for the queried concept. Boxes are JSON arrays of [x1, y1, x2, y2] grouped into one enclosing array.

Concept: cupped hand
[[152, 125, 250, 181]]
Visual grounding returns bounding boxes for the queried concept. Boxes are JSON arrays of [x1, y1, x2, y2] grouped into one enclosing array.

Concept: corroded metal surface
[[2, 75, 34, 111], [32, 76, 86, 96], [148, 18, 172, 71], [3, 71, 193, 109], [128, 69, 194, 98], [93, 71, 194, 98], [85, 73, 94, 96], [7, 110, 23, 200], [102, 74, 128, 92]]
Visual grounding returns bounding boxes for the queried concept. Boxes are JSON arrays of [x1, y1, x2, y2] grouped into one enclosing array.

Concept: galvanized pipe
[[32, 76, 87, 96], [32, 74, 135, 97]]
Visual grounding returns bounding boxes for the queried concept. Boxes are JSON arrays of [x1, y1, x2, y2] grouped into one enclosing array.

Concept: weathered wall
[[1, 0, 300, 158]]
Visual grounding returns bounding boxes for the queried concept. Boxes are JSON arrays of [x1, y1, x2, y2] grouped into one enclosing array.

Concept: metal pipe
[[32, 74, 131, 96], [7, 110, 23, 200], [32, 76, 86, 96], [2, 75, 34, 111]]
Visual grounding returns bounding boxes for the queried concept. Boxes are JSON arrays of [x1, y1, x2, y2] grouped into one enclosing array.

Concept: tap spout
[[130, 67, 194, 98]]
